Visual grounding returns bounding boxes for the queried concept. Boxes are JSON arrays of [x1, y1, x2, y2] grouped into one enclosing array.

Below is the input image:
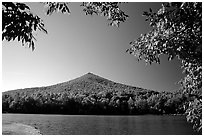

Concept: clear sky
[[2, 2, 185, 92]]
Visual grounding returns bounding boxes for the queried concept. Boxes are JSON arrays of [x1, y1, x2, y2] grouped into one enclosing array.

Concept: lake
[[2, 114, 200, 135]]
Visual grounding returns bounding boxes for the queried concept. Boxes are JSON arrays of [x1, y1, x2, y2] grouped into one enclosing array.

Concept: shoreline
[[2, 112, 185, 116], [2, 123, 42, 135]]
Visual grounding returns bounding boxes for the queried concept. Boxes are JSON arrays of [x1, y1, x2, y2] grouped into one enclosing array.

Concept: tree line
[[2, 90, 191, 115]]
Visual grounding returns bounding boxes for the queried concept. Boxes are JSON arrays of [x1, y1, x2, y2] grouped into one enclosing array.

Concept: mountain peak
[[4, 72, 148, 95], [83, 72, 100, 78], [87, 72, 94, 75]]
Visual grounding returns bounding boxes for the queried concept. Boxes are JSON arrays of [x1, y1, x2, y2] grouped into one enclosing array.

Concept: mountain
[[3, 73, 187, 115], [4, 72, 152, 96]]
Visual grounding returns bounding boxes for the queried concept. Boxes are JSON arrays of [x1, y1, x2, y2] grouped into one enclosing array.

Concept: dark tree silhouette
[[2, 2, 47, 50], [2, 88, 188, 115], [126, 2, 202, 132], [81, 2, 128, 27], [2, 2, 128, 50], [43, 2, 70, 15]]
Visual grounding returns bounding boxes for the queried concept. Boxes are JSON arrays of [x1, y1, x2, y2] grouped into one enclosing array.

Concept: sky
[[2, 2, 185, 92]]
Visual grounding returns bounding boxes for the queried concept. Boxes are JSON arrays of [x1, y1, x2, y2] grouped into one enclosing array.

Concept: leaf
[[34, 23, 37, 31], [64, 4, 70, 14], [56, 3, 60, 9], [24, 4, 30, 10], [62, 7, 66, 13], [31, 41, 35, 51], [19, 4, 25, 10], [18, 35, 21, 41], [39, 23, 48, 34], [47, 9, 50, 15]]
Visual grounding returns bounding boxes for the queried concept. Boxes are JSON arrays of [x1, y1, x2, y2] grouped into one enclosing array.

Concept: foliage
[[126, 2, 202, 132], [81, 2, 128, 27], [2, 2, 47, 50], [2, 2, 128, 50], [186, 98, 202, 132], [43, 2, 70, 15], [2, 87, 189, 116], [127, 2, 201, 65], [2, 2, 70, 50]]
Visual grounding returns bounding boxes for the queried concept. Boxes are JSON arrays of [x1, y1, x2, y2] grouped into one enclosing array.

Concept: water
[[2, 114, 199, 135]]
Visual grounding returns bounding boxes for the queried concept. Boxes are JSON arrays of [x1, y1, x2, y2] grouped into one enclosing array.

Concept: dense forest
[[2, 89, 191, 115], [2, 73, 193, 115]]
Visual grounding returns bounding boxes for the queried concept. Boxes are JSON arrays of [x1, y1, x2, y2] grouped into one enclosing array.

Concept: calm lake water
[[2, 114, 200, 135]]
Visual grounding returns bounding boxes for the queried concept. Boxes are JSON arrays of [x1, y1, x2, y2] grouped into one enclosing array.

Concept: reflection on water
[[2, 114, 200, 135]]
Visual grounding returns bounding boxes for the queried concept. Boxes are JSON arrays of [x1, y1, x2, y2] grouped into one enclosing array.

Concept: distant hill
[[3, 72, 153, 96], [2, 72, 187, 115]]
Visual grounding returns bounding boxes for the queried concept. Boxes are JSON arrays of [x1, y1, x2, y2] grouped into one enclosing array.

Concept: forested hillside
[[2, 73, 191, 115]]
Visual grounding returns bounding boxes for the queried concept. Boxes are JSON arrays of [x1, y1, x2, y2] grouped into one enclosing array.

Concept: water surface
[[2, 114, 199, 135]]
